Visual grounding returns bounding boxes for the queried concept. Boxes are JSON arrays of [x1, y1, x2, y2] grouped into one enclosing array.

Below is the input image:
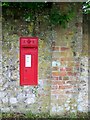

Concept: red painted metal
[[20, 37, 38, 86]]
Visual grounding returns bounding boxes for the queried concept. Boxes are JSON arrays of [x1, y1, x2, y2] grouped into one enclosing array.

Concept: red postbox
[[20, 37, 38, 86]]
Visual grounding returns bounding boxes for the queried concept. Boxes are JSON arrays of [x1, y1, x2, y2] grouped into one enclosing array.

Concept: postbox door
[[20, 37, 38, 86]]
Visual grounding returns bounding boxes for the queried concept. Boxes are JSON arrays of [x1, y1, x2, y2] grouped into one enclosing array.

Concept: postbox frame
[[20, 37, 38, 86]]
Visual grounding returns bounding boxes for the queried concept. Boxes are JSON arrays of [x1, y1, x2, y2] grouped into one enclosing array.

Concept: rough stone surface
[[0, 4, 88, 117], [1, 17, 51, 113]]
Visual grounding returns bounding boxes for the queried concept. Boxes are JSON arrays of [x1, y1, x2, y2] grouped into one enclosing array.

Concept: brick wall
[[50, 8, 88, 116], [51, 44, 79, 115]]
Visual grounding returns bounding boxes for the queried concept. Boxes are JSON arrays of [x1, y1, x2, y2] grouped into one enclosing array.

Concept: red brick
[[60, 68, 66, 71], [68, 72, 77, 76], [60, 71, 67, 76], [66, 67, 72, 71], [59, 47, 61, 51], [51, 80, 64, 85], [52, 76, 59, 80], [61, 47, 69, 51], [68, 72, 73, 76]]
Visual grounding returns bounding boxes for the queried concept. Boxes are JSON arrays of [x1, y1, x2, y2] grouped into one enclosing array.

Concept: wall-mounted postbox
[[20, 37, 38, 86]]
